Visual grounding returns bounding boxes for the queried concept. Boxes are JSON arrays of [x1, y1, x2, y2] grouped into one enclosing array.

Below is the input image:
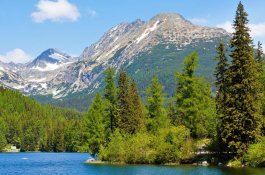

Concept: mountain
[[0, 48, 78, 99], [0, 61, 25, 90], [0, 13, 230, 111], [27, 48, 73, 70]]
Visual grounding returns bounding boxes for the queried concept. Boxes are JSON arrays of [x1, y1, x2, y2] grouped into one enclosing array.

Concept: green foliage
[[0, 118, 7, 151], [175, 52, 217, 138], [37, 37, 229, 112], [215, 42, 228, 117], [99, 126, 194, 164], [130, 80, 146, 132], [256, 41, 264, 65], [82, 93, 107, 155], [0, 86, 84, 152], [153, 126, 194, 164], [255, 42, 265, 135], [146, 76, 170, 132], [104, 67, 117, 133], [215, 42, 229, 152], [64, 120, 82, 152], [245, 137, 265, 167], [227, 159, 243, 167], [99, 129, 126, 163], [116, 70, 134, 133], [125, 132, 155, 164], [220, 2, 262, 155], [116, 71, 146, 134]]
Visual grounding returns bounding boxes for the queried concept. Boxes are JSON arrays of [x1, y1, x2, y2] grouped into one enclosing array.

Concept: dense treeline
[[83, 52, 214, 164], [83, 2, 265, 166], [0, 1, 265, 167], [215, 2, 265, 166], [0, 87, 84, 152]]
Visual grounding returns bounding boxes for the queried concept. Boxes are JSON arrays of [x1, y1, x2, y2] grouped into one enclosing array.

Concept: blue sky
[[1, 0, 265, 63]]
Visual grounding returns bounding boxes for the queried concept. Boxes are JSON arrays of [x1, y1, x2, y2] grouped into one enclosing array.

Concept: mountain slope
[[0, 13, 230, 111], [27, 48, 73, 70]]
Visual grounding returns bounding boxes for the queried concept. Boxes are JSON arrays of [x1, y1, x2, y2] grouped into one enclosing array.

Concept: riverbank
[[2, 152, 265, 175], [84, 153, 248, 168]]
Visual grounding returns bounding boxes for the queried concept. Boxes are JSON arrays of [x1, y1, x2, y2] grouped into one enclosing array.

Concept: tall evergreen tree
[[146, 76, 169, 132], [83, 93, 107, 156], [116, 70, 145, 134], [116, 70, 131, 133], [220, 2, 261, 155], [256, 41, 264, 65], [0, 118, 7, 151], [104, 67, 117, 133], [130, 79, 146, 132], [175, 52, 216, 138], [215, 42, 229, 151], [116, 70, 135, 134], [255, 42, 265, 135], [215, 42, 228, 116]]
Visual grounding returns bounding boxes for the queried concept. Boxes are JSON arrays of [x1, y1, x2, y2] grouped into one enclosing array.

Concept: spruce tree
[[256, 41, 264, 65], [215, 42, 229, 151], [104, 67, 117, 133], [130, 79, 146, 132], [83, 93, 107, 157], [146, 76, 169, 132], [175, 52, 216, 138], [0, 118, 6, 151], [255, 42, 265, 135], [116, 70, 136, 134], [220, 2, 261, 155], [215, 42, 228, 116]]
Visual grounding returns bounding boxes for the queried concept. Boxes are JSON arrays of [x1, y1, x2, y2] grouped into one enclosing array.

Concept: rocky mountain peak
[[151, 13, 187, 22], [0, 13, 231, 103], [27, 48, 72, 69]]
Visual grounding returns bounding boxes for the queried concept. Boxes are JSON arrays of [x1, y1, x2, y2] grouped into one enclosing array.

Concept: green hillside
[[34, 38, 229, 111], [0, 87, 84, 152]]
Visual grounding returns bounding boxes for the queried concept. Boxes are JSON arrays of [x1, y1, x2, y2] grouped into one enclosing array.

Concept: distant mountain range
[[0, 13, 230, 111]]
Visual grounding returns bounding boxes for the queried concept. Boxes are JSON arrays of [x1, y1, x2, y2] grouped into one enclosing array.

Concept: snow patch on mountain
[[32, 63, 62, 71], [136, 20, 160, 44], [0, 13, 230, 100]]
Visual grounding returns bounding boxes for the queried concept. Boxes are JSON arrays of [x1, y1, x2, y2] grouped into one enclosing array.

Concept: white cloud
[[87, 9, 97, 17], [31, 0, 80, 23], [189, 18, 208, 25], [216, 21, 234, 33], [217, 21, 265, 37], [249, 23, 265, 37], [0, 49, 32, 63]]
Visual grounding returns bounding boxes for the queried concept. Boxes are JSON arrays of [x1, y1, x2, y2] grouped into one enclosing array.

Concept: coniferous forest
[[0, 2, 265, 168]]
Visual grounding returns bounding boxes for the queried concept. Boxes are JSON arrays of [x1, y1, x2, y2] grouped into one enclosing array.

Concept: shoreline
[[84, 160, 246, 168]]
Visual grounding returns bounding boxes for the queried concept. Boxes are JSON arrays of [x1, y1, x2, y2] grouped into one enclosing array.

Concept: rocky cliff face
[[81, 13, 227, 69], [0, 13, 230, 108]]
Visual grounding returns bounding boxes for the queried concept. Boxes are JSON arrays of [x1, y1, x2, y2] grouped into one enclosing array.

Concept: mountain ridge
[[0, 13, 230, 110]]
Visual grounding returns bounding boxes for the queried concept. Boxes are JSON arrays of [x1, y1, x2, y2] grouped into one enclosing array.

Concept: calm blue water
[[0, 153, 264, 175]]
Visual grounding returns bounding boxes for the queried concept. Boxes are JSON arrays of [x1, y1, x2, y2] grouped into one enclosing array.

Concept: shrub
[[245, 137, 265, 167], [99, 126, 195, 164]]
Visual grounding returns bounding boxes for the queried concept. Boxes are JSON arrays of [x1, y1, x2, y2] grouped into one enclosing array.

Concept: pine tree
[[83, 93, 107, 156], [256, 41, 264, 65], [104, 67, 117, 133], [116, 70, 145, 134], [220, 2, 262, 155], [130, 79, 146, 132], [175, 52, 216, 138], [255, 42, 265, 135], [146, 76, 169, 132], [116, 70, 135, 134], [0, 118, 6, 151], [215, 42, 228, 115], [215, 42, 229, 151]]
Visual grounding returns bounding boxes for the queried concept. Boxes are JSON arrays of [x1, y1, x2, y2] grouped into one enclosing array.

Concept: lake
[[0, 153, 264, 175]]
